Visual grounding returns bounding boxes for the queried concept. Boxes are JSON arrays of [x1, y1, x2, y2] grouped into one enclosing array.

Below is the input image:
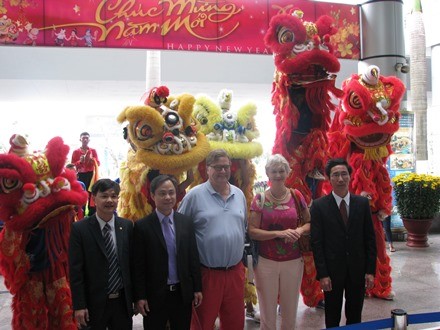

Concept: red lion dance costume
[[328, 65, 405, 299], [0, 136, 88, 329], [264, 9, 343, 307]]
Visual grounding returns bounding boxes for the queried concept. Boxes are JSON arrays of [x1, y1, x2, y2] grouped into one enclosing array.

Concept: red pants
[[192, 263, 245, 330]]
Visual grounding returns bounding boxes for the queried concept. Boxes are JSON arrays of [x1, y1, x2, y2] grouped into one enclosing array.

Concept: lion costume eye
[[278, 27, 295, 44], [196, 114, 208, 125], [348, 92, 362, 110], [165, 112, 179, 126], [134, 121, 153, 141], [0, 178, 22, 193]]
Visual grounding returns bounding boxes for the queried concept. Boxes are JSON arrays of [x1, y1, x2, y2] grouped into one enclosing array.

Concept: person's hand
[[135, 299, 150, 316], [377, 210, 388, 221], [320, 277, 332, 292], [365, 274, 375, 290], [280, 228, 301, 243], [193, 292, 203, 308], [360, 191, 372, 200], [80, 155, 85, 163], [74, 309, 89, 328], [84, 151, 91, 162]]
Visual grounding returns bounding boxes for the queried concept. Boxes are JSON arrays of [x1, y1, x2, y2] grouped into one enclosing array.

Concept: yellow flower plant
[[392, 172, 440, 219]]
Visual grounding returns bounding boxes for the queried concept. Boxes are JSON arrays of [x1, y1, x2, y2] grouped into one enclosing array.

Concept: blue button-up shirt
[[178, 181, 247, 268]]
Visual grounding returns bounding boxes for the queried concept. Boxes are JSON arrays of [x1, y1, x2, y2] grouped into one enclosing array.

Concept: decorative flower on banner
[[329, 9, 360, 60]]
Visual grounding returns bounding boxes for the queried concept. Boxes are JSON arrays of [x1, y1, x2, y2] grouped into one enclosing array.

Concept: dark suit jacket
[[69, 215, 133, 322], [310, 193, 376, 283], [133, 211, 202, 306]]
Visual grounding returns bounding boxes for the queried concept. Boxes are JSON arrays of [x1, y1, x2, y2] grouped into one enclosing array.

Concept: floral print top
[[250, 191, 306, 261]]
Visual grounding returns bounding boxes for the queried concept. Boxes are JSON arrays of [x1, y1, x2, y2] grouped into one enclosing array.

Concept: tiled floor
[[1, 235, 440, 329]]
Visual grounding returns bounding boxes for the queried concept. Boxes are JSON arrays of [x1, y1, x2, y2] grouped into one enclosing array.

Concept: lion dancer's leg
[[351, 160, 393, 300], [12, 276, 48, 329], [45, 275, 76, 329], [366, 214, 393, 299], [302, 130, 327, 199], [366, 165, 393, 300], [11, 274, 76, 330], [285, 140, 311, 203], [286, 130, 326, 307], [0, 229, 48, 329], [234, 160, 259, 316]]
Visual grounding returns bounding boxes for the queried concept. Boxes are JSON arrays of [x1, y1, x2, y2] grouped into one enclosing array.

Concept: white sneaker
[[383, 291, 395, 301]]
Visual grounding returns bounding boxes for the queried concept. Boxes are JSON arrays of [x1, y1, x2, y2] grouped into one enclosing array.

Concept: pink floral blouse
[[250, 191, 306, 261]]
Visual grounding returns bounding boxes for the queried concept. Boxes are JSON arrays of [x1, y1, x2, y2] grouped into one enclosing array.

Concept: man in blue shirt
[[178, 149, 247, 330]]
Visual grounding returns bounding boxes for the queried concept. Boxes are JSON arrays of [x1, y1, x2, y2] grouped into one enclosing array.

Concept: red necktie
[[340, 199, 348, 225]]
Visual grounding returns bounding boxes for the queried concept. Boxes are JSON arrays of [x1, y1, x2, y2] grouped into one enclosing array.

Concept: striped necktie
[[103, 223, 122, 294]]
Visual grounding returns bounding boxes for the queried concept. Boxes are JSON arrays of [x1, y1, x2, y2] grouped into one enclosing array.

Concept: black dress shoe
[[316, 300, 325, 310]]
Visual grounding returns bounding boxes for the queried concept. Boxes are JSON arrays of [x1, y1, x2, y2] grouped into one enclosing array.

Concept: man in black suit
[[133, 175, 202, 330], [311, 158, 376, 328], [69, 179, 133, 329]]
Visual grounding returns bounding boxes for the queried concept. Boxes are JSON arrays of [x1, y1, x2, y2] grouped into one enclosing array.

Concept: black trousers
[[324, 271, 365, 328], [88, 291, 132, 330], [143, 288, 192, 330], [382, 216, 393, 243], [78, 171, 95, 215]]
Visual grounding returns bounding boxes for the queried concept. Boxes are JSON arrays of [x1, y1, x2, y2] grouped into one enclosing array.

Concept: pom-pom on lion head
[[141, 85, 170, 109], [8, 134, 29, 157], [217, 89, 233, 112]]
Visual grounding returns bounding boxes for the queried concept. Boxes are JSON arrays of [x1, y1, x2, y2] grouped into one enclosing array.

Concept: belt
[[201, 263, 237, 271], [168, 283, 180, 292], [108, 290, 121, 299]]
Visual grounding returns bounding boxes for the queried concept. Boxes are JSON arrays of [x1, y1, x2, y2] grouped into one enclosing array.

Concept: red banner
[[0, 0, 360, 59]]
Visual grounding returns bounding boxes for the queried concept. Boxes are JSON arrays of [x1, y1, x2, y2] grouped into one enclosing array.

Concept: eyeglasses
[[209, 164, 231, 171], [330, 172, 350, 179]]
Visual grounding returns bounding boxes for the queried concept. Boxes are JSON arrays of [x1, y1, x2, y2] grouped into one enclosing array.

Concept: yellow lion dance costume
[[117, 88, 211, 220]]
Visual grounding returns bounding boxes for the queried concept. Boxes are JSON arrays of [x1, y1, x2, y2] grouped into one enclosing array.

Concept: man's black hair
[[91, 179, 120, 196], [325, 158, 353, 177]]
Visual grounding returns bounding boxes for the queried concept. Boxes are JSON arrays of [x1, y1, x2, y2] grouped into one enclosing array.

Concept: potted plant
[[392, 172, 440, 247]]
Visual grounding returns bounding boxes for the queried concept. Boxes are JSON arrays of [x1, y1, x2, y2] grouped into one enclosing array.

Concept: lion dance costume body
[[0, 136, 88, 329], [117, 88, 211, 220], [328, 65, 405, 299], [264, 9, 343, 307]]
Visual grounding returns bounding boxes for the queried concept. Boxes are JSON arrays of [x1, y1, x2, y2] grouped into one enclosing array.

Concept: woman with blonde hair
[[248, 154, 310, 329]]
